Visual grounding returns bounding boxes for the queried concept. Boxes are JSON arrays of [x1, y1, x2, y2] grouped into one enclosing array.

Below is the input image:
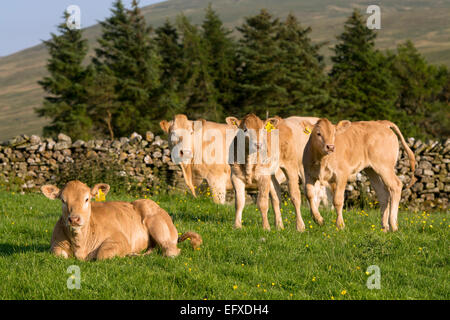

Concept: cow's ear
[[91, 183, 110, 197], [159, 120, 172, 133], [226, 117, 241, 127], [193, 119, 206, 134], [41, 185, 61, 200], [336, 120, 351, 133], [300, 120, 315, 134], [265, 117, 280, 128]]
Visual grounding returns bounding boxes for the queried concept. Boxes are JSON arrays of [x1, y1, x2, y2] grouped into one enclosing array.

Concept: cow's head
[[41, 181, 110, 232], [301, 118, 351, 156], [226, 114, 280, 156], [160, 114, 197, 162]]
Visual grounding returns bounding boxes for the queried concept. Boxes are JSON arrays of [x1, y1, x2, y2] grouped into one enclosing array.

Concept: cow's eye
[[85, 198, 89, 203], [317, 132, 321, 137]]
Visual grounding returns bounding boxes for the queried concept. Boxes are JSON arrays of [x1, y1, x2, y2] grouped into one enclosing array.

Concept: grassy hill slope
[[0, 0, 449, 141]]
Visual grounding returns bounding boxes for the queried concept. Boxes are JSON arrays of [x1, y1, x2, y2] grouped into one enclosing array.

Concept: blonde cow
[[226, 114, 330, 232], [160, 114, 234, 204], [41, 180, 202, 260], [300, 118, 416, 232]]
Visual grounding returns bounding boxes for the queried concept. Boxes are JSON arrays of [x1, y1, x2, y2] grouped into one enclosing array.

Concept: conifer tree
[[85, 66, 118, 140], [276, 14, 329, 117], [201, 4, 237, 116], [391, 41, 450, 138], [329, 9, 398, 121], [36, 12, 92, 140], [177, 14, 221, 121], [236, 9, 287, 118], [94, 0, 161, 135], [154, 19, 185, 121]]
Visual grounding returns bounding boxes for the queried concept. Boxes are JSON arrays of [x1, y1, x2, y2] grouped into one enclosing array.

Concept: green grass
[[0, 189, 448, 300]]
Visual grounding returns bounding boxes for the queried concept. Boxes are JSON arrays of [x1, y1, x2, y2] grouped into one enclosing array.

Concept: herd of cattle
[[40, 114, 415, 260]]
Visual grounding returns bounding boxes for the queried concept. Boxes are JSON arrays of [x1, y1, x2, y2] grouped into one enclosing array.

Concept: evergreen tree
[[201, 4, 237, 117], [276, 14, 329, 117], [154, 19, 185, 121], [94, 0, 161, 135], [391, 41, 450, 138], [236, 9, 287, 118], [177, 14, 221, 121], [329, 9, 398, 122], [36, 12, 92, 140], [85, 66, 119, 140]]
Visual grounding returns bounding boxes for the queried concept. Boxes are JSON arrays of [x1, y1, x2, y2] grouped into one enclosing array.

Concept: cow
[[41, 180, 202, 260], [226, 114, 330, 232], [160, 114, 233, 204], [300, 118, 416, 232]]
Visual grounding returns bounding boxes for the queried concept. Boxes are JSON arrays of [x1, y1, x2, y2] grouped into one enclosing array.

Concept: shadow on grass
[[0, 243, 49, 257]]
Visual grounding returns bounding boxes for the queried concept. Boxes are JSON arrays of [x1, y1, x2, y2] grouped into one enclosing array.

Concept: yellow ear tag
[[95, 189, 106, 202], [232, 120, 237, 126], [265, 122, 275, 133], [304, 127, 311, 135]]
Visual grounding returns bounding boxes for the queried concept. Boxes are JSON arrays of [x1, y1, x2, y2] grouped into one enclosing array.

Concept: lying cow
[[160, 114, 233, 204], [300, 118, 416, 232], [41, 180, 202, 260], [226, 114, 330, 232]]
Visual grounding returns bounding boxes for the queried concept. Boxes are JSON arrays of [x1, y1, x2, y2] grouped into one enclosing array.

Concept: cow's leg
[[305, 179, 323, 229], [180, 164, 197, 197], [284, 168, 306, 232], [50, 220, 72, 258], [231, 174, 246, 229], [96, 236, 129, 260], [377, 168, 402, 232], [208, 175, 227, 204], [365, 168, 390, 232], [333, 177, 347, 229], [269, 175, 283, 230], [51, 245, 71, 259], [257, 175, 271, 231], [143, 215, 180, 257]]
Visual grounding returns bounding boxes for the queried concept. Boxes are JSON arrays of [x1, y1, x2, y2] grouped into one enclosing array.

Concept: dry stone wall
[[0, 133, 449, 210]]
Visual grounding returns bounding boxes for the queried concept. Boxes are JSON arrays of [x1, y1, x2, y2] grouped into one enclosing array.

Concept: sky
[[0, 0, 165, 57]]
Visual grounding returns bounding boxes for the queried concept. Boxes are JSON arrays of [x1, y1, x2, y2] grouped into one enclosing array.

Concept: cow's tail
[[178, 231, 202, 249], [386, 121, 416, 188]]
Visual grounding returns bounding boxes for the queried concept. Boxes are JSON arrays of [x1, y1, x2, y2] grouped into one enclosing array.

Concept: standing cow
[[300, 118, 416, 232], [160, 114, 233, 204], [226, 114, 330, 232]]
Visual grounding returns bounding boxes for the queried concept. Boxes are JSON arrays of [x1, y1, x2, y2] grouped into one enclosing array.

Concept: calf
[[41, 180, 202, 260], [226, 114, 330, 231], [301, 118, 416, 232], [160, 114, 233, 204]]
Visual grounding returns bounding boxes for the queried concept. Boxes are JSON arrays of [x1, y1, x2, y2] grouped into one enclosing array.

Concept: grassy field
[[0, 188, 448, 300]]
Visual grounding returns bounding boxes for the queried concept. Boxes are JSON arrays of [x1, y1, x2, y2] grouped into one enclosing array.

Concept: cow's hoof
[[276, 221, 284, 230], [336, 221, 345, 230], [296, 224, 306, 232], [316, 217, 325, 226], [234, 223, 242, 229]]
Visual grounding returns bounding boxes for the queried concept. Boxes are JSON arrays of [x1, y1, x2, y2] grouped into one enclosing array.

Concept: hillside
[[0, 0, 449, 141]]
